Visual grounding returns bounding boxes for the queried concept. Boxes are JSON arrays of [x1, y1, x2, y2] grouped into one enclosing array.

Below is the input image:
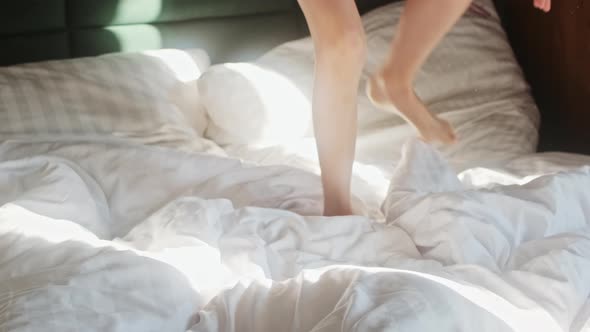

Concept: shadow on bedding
[[0, 213, 200, 331]]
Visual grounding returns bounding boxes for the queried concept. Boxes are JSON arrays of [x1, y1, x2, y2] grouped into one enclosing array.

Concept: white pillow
[[198, 0, 539, 170], [0, 48, 212, 149], [198, 41, 315, 145]]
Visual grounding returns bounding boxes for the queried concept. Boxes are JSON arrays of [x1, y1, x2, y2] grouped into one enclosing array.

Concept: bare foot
[[367, 72, 457, 144]]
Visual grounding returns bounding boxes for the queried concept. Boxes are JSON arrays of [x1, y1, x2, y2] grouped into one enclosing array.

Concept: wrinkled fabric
[[0, 140, 589, 332]]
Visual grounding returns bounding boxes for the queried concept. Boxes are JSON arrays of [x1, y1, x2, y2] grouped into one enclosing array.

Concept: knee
[[314, 24, 367, 71]]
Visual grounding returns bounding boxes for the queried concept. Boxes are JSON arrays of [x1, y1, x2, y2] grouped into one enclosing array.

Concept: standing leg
[[297, 0, 366, 216], [368, 0, 473, 144]]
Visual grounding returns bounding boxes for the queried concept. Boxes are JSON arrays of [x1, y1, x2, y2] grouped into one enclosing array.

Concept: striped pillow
[[0, 49, 210, 147]]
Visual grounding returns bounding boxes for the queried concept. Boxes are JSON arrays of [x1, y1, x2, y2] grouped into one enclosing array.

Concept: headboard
[[0, 0, 397, 66]]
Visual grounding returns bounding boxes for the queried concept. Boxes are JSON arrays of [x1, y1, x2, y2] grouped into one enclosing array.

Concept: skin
[[297, 0, 551, 216]]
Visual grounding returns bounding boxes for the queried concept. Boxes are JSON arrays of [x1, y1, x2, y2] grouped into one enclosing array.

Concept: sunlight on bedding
[[0, 204, 564, 332], [106, 25, 163, 52], [396, 269, 563, 332], [146, 246, 235, 299], [224, 63, 312, 143], [253, 139, 390, 199], [459, 168, 545, 188], [143, 49, 209, 83], [0, 204, 231, 301], [352, 162, 390, 196], [0, 204, 103, 246]]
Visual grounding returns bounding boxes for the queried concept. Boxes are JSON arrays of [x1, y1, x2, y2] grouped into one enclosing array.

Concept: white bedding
[[1, 139, 589, 332], [0, 49, 212, 148]]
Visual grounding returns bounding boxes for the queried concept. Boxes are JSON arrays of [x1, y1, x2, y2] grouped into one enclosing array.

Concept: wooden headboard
[[498, 0, 590, 154]]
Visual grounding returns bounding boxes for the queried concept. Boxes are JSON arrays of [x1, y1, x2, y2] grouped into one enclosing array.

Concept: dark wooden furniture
[[497, 0, 590, 154]]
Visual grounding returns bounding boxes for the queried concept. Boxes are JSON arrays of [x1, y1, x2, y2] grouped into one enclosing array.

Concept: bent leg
[[368, 0, 472, 144]]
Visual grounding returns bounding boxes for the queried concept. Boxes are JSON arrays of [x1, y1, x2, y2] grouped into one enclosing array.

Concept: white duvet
[[1, 139, 589, 332]]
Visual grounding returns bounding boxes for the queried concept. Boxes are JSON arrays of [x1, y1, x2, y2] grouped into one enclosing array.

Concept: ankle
[[323, 204, 353, 217], [323, 193, 352, 216], [380, 62, 412, 84], [375, 67, 413, 99]]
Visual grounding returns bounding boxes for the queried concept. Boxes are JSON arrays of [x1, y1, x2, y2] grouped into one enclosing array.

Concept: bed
[[1, 1, 589, 331]]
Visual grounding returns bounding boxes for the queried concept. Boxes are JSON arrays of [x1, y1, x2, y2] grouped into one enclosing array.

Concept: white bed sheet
[[1, 139, 589, 332]]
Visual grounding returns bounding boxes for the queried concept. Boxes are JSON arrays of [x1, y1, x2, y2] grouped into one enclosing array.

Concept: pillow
[[0, 48, 212, 150], [198, 0, 539, 171], [198, 42, 315, 146]]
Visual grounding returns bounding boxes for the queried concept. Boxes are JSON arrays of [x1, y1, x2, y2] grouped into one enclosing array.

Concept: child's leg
[[297, 0, 366, 216], [368, 0, 472, 144]]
